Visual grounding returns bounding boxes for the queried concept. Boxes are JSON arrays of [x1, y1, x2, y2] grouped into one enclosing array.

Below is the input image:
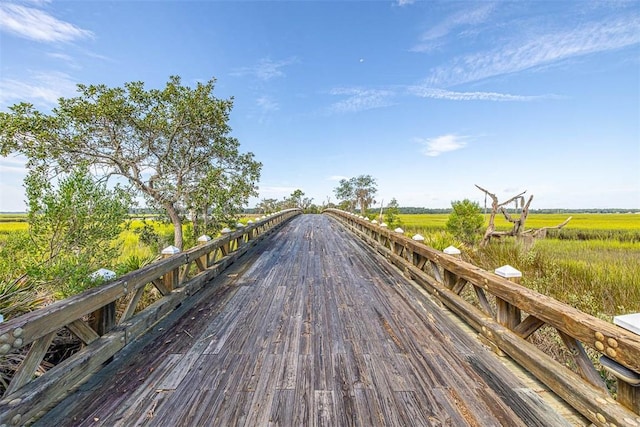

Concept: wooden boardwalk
[[39, 215, 578, 426]]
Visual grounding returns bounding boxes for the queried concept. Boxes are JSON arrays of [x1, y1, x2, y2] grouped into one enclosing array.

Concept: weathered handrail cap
[[614, 313, 640, 336], [236, 223, 245, 228], [494, 265, 522, 278], [197, 235, 212, 242], [161, 245, 181, 255], [443, 245, 461, 255], [221, 227, 232, 234], [394, 227, 404, 233], [412, 234, 425, 241], [89, 268, 117, 281]]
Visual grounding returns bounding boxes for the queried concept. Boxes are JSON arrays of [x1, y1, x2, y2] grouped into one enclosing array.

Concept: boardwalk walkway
[[39, 215, 578, 426]]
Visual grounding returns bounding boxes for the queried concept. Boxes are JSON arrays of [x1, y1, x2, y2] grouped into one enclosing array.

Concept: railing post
[[89, 268, 117, 335], [221, 227, 232, 255], [411, 234, 425, 267], [495, 265, 522, 329], [197, 235, 212, 268], [247, 220, 255, 241], [443, 246, 461, 289], [161, 245, 180, 292]]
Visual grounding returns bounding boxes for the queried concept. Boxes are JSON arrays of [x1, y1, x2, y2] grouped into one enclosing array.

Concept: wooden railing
[[325, 209, 640, 427], [0, 209, 301, 426]]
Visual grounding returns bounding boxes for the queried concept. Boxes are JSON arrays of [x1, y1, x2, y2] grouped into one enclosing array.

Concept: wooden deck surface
[[39, 214, 578, 426]]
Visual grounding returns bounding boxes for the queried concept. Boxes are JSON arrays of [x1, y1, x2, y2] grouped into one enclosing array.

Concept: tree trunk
[[165, 203, 183, 250]]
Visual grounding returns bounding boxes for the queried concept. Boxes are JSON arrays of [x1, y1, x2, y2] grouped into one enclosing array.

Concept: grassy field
[[398, 213, 640, 318], [399, 212, 640, 231]]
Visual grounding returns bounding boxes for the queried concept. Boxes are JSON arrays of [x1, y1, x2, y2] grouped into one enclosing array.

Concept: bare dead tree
[[475, 184, 571, 247]]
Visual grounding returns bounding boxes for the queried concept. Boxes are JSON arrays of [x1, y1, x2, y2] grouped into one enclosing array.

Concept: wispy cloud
[[256, 96, 279, 112], [411, 3, 496, 52], [407, 86, 560, 102], [231, 57, 297, 81], [426, 15, 640, 86], [0, 3, 93, 42], [328, 87, 395, 113], [417, 134, 470, 157], [328, 175, 348, 181], [396, 0, 416, 6], [0, 71, 78, 107]]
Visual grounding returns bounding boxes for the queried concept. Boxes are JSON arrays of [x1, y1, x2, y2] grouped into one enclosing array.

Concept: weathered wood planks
[[37, 215, 582, 426]]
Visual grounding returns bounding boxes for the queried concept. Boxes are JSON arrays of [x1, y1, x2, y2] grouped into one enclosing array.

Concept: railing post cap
[[443, 245, 461, 255], [614, 313, 640, 336], [247, 220, 254, 224], [236, 223, 245, 228], [89, 268, 116, 281], [197, 235, 212, 242], [221, 227, 232, 234], [371, 219, 378, 224], [495, 264, 522, 278], [380, 222, 388, 228], [364, 217, 370, 221], [412, 234, 425, 241], [161, 245, 181, 255], [394, 227, 404, 233]]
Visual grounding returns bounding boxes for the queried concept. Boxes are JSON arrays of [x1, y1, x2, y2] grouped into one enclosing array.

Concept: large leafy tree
[[0, 76, 261, 249], [334, 175, 377, 214]]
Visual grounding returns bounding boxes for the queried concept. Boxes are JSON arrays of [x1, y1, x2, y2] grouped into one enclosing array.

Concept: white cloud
[[426, 15, 640, 86], [417, 134, 470, 157], [407, 86, 560, 102], [396, 0, 416, 6], [256, 96, 279, 112], [411, 3, 496, 52], [0, 3, 93, 42], [0, 71, 78, 107], [328, 87, 395, 113], [231, 57, 297, 81]]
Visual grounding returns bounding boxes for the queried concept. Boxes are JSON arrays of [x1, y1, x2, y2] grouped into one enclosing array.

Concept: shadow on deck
[[38, 215, 584, 426]]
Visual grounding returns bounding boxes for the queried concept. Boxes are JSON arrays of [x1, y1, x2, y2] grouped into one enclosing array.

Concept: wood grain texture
[[37, 215, 580, 427]]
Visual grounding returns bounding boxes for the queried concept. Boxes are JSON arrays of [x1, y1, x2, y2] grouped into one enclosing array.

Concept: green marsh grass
[[399, 213, 640, 318]]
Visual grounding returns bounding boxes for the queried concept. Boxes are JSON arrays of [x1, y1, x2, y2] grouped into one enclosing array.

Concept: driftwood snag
[[475, 185, 571, 247]]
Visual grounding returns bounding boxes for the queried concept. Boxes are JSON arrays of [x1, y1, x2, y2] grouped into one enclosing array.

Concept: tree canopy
[[334, 175, 377, 214], [0, 76, 261, 249]]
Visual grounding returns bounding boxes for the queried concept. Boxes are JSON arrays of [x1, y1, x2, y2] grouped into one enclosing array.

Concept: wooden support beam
[[67, 319, 100, 345], [119, 286, 147, 323], [513, 315, 546, 339], [558, 330, 608, 392], [452, 278, 467, 295], [5, 331, 56, 396], [473, 285, 494, 318]]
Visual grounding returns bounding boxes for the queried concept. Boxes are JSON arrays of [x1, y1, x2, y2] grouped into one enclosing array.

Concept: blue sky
[[1, 0, 639, 211]]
